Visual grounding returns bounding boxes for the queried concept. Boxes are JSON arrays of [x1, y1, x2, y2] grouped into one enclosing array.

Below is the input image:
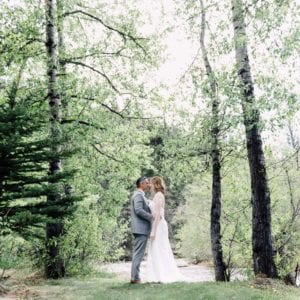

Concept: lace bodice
[[148, 192, 165, 219], [149, 201, 165, 219]]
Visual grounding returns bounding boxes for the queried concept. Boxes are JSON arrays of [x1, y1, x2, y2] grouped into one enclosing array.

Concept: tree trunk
[[57, 0, 73, 198], [57, 0, 68, 113], [231, 0, 277, 278], [45, 0, 65, 279], [199, 0, 227, 281]]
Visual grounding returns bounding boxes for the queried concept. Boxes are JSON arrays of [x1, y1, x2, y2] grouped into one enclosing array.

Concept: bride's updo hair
[[151, 176, 166, 195]]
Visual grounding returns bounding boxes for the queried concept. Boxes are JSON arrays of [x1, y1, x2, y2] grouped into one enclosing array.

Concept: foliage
[[0, 78, 77, 238], [0, 235, 31, 277], [268, 148, 300, 277], [59, 197, 127, 275], [177, 156, 252, 272], [0, 0, 161, 274], [177, 147, 300, 278], [0, 0, 299, 281], [175, 178, 211, 263]]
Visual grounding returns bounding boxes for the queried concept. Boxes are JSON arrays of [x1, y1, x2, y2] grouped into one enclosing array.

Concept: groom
[[130, 176, 153, 284]]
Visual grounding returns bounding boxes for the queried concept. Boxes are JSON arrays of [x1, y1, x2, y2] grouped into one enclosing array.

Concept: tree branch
[[69, 95, 160, 120], [63, 47, 131, 61], [268, 147, 300, 169], [61, 119, 106, 130], [91, 144, 124, 163], [62, 60, 121, 94], [62, 10, 147, 55]]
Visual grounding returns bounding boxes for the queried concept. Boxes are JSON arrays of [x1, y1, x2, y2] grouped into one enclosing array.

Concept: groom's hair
[[136, 176, 147, 187]]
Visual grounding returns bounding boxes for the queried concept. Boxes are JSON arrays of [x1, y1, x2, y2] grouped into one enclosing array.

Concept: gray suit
[[130, 190, 152, 281]]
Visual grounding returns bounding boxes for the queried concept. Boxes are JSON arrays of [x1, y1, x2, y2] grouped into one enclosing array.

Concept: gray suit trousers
[[131, 234, 148, 281]]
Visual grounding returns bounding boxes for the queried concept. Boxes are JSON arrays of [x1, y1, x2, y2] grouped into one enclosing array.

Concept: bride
[[145, 176, 186, 283]]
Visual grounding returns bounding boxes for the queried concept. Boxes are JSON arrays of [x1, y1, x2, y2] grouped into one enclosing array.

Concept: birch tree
[[44, 0, 66, 278], [231, 0, 277, 277], [199, 0, 227, 281]]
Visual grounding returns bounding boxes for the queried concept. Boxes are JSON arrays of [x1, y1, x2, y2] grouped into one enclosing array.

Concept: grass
[[6, 271, 299, 300]]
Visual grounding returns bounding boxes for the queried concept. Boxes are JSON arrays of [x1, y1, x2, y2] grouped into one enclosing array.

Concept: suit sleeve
[[133, 194, 153, 222]]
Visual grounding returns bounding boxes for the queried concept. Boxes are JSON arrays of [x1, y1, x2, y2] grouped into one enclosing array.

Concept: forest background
[[0, 0, 299, 292]]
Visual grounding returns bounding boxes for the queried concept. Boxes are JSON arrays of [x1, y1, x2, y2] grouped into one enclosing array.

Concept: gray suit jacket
[[131, 190, 152, 235]]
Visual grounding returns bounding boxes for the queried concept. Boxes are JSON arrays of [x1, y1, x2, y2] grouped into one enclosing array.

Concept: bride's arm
[[150, 194, 163, 240]]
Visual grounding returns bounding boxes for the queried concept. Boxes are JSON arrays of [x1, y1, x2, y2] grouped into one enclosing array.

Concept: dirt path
[[102, 259, 245, 282]]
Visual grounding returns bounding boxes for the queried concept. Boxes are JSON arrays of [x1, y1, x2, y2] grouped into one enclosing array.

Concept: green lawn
[[17, 272, 300, 300]]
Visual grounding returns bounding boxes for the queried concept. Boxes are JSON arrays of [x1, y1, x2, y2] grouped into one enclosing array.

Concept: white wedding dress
[[145, 192, 186, 283]]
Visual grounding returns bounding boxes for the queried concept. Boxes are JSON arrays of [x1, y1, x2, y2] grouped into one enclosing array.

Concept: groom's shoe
[[130, 279, 142, 284]]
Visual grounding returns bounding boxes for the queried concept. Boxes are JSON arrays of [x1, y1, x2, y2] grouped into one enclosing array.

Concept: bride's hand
[[150, 232, 155, 241]]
